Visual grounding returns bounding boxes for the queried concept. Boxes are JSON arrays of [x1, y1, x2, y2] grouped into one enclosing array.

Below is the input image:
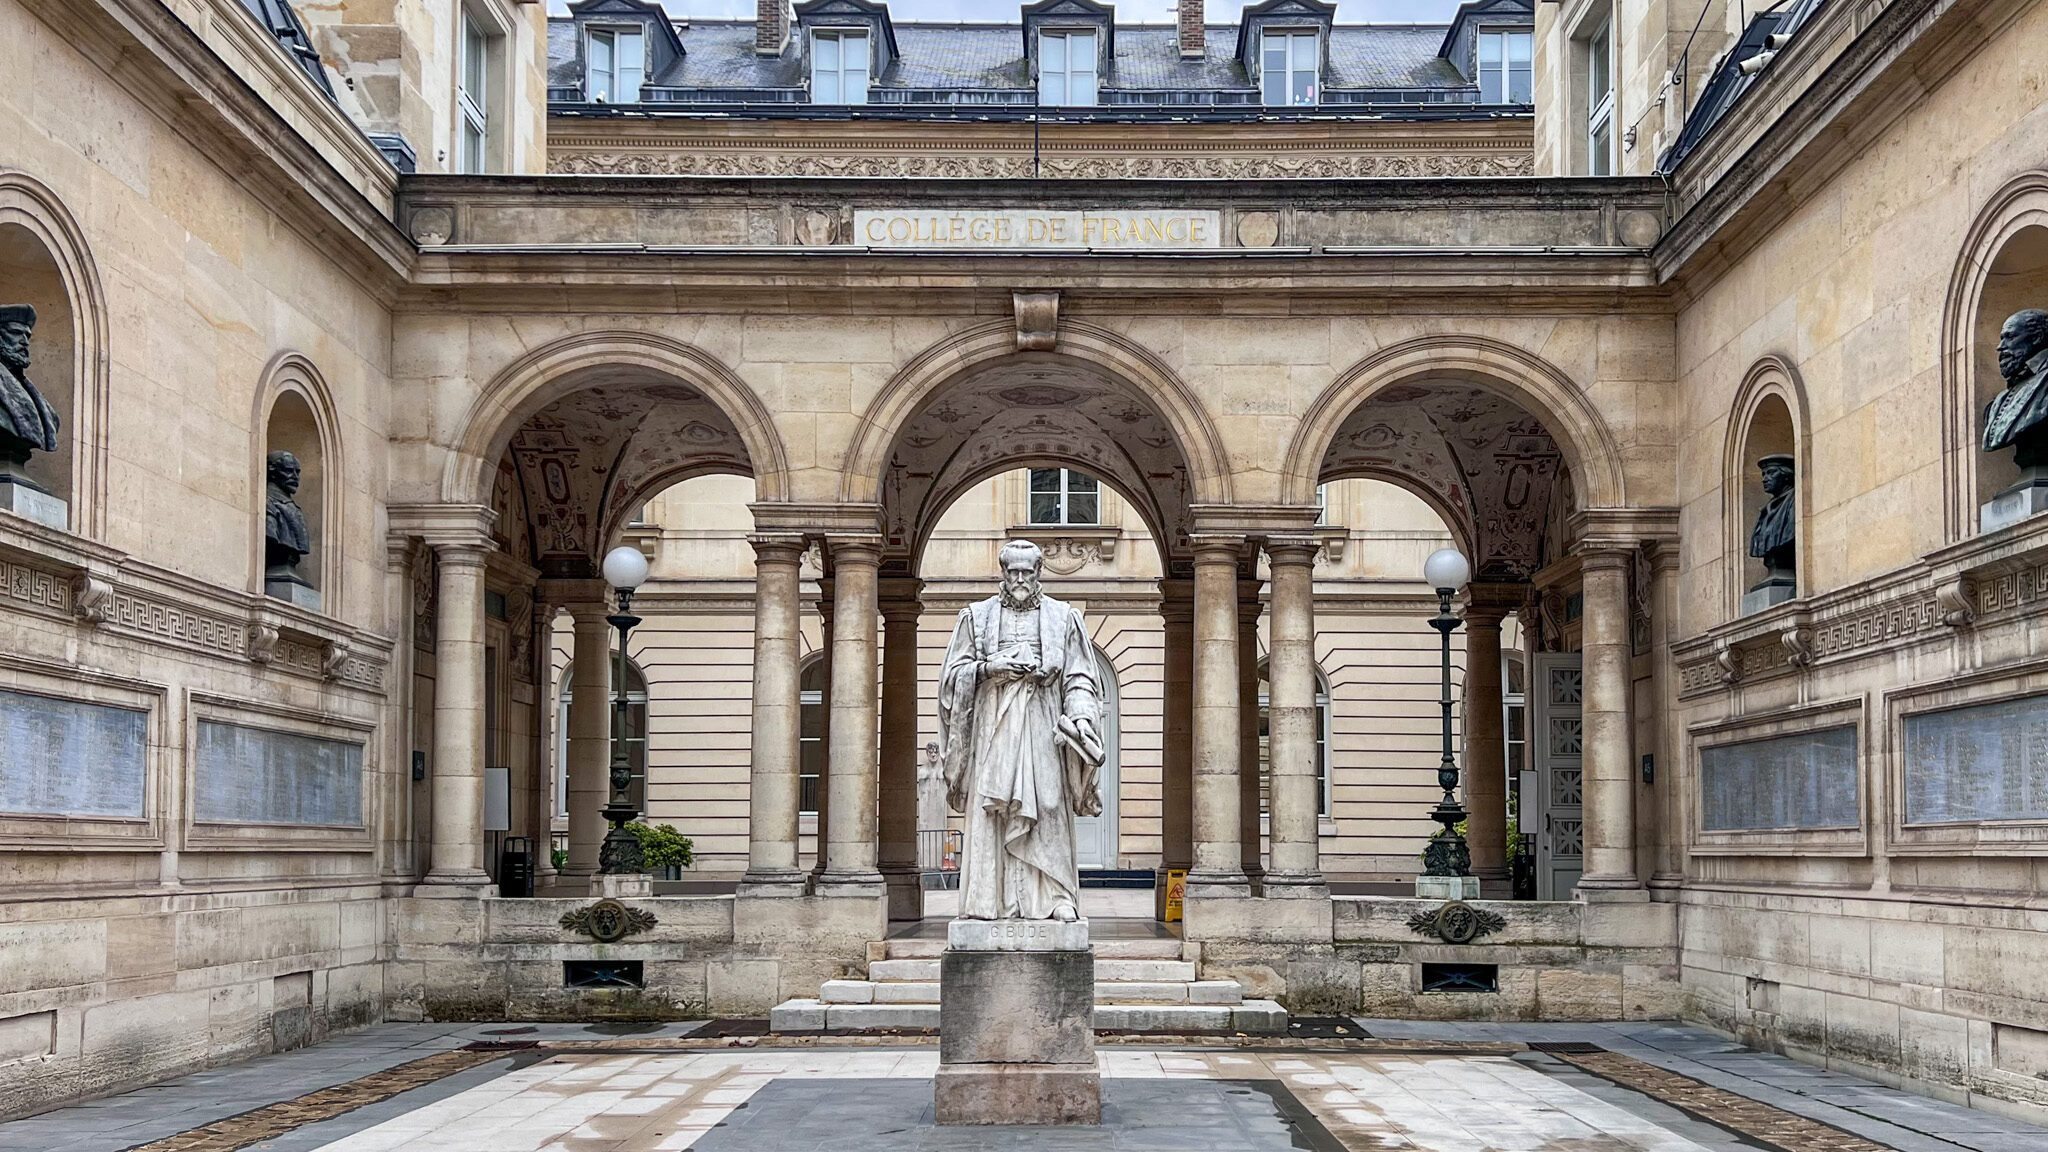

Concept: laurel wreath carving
[[559, 898, 658, 943], [1406, 900, 1507, 945]]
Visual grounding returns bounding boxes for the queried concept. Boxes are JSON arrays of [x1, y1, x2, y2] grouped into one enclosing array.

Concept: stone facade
[[4, 0, 2048, 1129]]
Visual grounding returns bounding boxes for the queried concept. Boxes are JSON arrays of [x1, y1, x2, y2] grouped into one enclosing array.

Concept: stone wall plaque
[[1700, 725, 1858, 831], [194, 720, 363, 827], [0, 689, 146, 818], [1904, 694, 2048, 824], [853, 208, 1221, 249]]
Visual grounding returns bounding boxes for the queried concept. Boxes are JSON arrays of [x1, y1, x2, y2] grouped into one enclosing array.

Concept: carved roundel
[[1434, 900, 1504, 945], [560, 897, 658, 943]]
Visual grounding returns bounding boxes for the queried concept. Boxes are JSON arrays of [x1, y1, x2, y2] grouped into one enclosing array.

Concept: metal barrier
[[918, 828, 961, 889]]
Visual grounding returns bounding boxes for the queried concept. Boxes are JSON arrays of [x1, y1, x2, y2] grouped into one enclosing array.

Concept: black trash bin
[[499, 835, 535, 898]]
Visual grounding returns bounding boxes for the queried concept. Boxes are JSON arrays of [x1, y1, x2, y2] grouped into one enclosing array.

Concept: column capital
[[1578, 547, 1636, 573], [1568, 506, 1679, 556], [388, 502, 497, 556], [749, 533, 810, 566], [748, 500, 883, 537], [826, 536, 885, 569], [1463, 581, 1525, 625], [1188, 534, 1248, 566], [1264, 536, 1321, 566], [1157, 577, 1195, 624], [878, 576, 924, 621]]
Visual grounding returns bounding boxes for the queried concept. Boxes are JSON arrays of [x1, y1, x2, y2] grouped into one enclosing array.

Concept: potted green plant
[[629, 822, 694, 880]]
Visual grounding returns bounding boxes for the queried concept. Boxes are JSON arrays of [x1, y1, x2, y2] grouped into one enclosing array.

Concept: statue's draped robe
[[1984, 350, 2048, 454], [266, 485, 312, 572], [0, 362, 58, 455], [1748, 490, 1795, 561], [938, 594, 1101, 920]]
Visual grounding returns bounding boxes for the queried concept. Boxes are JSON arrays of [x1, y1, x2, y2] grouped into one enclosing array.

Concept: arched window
[[1256, 661, 1330, 818], [553, 657, 649, 817]]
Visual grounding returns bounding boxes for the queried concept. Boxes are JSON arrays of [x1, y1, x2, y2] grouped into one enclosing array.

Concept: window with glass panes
[[458, 11, 490, 173], [1261, 29, 1318, 106], [1038, 30, 1098, 106], [553, 660, 648, 817], [1477, 29, 1532, 104], [1028, 469, 1099, 525], [1585, 20, 1613, 175], [586, 26, 645, 104], [799, 659, 825, 814], [811, 30, 870, 104], [1257, 665, 1330, 817]]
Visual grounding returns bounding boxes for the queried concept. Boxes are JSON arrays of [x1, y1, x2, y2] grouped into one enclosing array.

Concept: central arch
[[840, 319, 1234, 509]]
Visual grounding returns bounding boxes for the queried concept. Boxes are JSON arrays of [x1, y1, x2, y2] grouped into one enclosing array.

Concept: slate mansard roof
[[547, 0, 1530, 114]]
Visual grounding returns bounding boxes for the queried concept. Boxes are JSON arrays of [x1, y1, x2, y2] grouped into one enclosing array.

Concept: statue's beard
[[0, 344, 25, 372], [1002, 582, 1041, 610]]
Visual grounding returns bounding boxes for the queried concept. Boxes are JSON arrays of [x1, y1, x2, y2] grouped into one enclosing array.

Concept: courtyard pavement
[[2, 1020, 2043, 1152]]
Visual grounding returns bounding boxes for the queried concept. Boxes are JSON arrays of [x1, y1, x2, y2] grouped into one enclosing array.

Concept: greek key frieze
[[2, 557, 69, 614], [1807, 596, 1941, 657], [1975, 562, 2048, 615], [105, 590, 244, 656]]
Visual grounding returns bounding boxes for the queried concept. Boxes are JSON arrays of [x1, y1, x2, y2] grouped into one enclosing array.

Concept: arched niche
[[1723, 357, 1808, 616], [0, 223, 76, 528], [255, 355, 342, 612], [1973, 224, 2048, 514]]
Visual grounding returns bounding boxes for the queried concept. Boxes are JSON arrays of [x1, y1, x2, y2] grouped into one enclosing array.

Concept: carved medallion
[[559, 898, 658, 943], [1406, 900, 1506, 945]]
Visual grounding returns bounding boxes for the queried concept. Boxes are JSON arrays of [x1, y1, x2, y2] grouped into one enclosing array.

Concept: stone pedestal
[[596, 872, 652, 898], [1982, 467, 2048, 533], [1415, 874, 1480, 900], [0, 472, 65, 530], [1740, 572, 1796, 615], [265, 575, 322, 610], [936, 918, 1100, 1126]]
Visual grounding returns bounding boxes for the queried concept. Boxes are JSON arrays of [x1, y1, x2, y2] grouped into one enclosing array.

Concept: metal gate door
[[1530, 652, 1584, 900]]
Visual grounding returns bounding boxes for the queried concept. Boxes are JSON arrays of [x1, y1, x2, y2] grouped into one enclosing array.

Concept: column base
[[1646, 872, 1685, 903], [736, 869, 810, 898], [414, 870, 491, 897], [1574, 874, 1649, 903], [880, 860, 923, 921], [1260, 871, 1329, 898], [1182, 869, 1251, 899], [814, 870, 887, 898]]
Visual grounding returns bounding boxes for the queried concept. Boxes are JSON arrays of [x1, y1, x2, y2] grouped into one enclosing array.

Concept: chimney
[[756, 0, 792, 56], [1177, 0, 1204, 59]]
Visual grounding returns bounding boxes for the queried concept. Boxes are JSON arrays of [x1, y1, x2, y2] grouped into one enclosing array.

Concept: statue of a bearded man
[[0, 304, 60, 475], [937, 540, 1104, 922]]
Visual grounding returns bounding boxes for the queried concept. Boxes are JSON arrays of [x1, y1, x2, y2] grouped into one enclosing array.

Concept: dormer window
[[1477, 29, 1532, 104], [1261, 30, 1318, 106], [1038, 29, 1098, 106], [812, 29, 870, 103], [586, 26, 645, 103]]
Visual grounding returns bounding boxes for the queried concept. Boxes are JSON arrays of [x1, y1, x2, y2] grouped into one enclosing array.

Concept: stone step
[[880, 936, 1186, 961], [1093, 959, 1197, 982], [868, 958, 941, 981], [875, 981, 942, 1003], [1092, 980, 1244, 1005], [770, 997, 1288, 1034]]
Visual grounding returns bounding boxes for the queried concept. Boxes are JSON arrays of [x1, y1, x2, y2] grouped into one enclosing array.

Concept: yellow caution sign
[[1164, 868, 1186, 922]]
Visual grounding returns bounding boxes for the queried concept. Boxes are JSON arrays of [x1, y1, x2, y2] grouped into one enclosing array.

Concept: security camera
[[1738, 50, 1777, 75]]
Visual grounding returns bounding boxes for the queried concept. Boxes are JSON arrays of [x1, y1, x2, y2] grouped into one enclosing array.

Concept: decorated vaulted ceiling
[[1319, 383, 1565, 583], [881, 354, 1193, 575], [502, 384, 752, 572]]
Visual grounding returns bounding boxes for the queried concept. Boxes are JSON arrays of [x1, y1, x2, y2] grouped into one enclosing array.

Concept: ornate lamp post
[[597, 545, 649, 875], [1422, 547, 1472, 880]]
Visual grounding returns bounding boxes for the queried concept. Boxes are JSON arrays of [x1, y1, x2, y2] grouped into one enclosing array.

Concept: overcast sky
[[546, 1, 1468, 25]]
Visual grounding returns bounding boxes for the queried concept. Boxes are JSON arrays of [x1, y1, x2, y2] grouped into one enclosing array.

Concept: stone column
[[878, 579, 924, 921], [808, 579, 834, 880], [821, 540, 884, 893], [1263, 538, 1325, 892], [1646, 543, 1685, 899], [1577, 549, 1640, 897], [422, 536, 492, 889], [1187, 539, 1249, 895], [561, 602, 612, 885], [1237, 579, 1265, 890], [1155, 578, 1195, 919], [528, 595, 558, 887], [741, 536, 807, 892], [1461, 594, 1512, 890]]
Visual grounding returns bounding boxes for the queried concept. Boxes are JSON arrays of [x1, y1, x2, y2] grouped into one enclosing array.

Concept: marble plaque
[[0, 689, 147, 818], [1904, 694, 2048, 824], [194, 720, 363, 826], [1700, 725, 1858, 831]]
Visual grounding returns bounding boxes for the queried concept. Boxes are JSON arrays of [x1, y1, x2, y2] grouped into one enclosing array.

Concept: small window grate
[[564, 960, 644, 989], [1529, 1041, 1606, 1054], [1420, 962, 1498, 993]]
